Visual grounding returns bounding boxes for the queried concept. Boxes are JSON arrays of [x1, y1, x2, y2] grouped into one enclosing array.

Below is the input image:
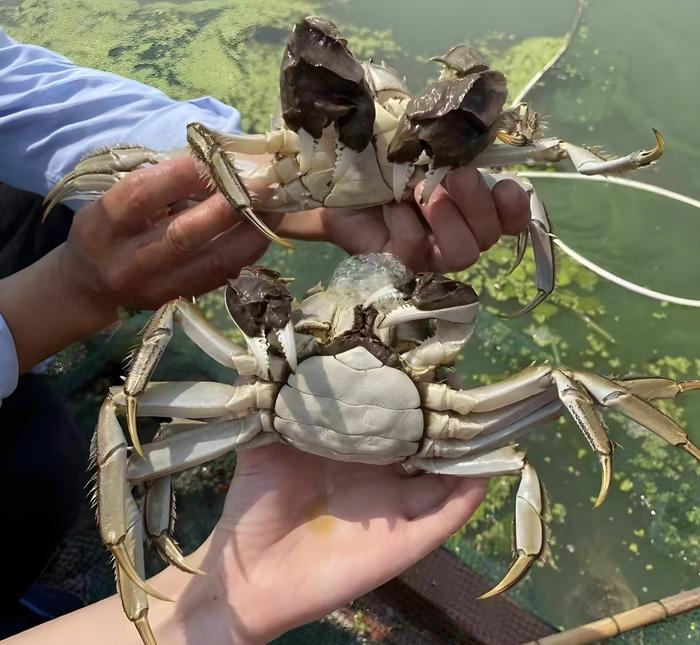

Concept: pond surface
[[2, 0, 700, 638]]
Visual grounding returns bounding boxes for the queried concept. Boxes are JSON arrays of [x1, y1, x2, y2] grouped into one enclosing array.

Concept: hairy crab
[[43, 15, 667, 315], [96, 253, 700, 645]]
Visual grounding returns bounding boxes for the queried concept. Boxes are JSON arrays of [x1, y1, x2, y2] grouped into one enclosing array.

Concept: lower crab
[[94, 253, 700, 645]]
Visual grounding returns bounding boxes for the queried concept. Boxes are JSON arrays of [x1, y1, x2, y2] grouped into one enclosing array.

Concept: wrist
[[0, 246, 118, 372], [149, 535, 272, 645], [54, 243, 119, 328]]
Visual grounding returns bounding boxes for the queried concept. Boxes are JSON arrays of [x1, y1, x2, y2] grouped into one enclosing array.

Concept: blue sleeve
[[0, 28, 243, 197], [0, 313, 19, 407]]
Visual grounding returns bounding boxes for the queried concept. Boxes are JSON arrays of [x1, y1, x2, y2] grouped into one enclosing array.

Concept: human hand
[[178, 443, 487, 643], [59, 156, 279, 316], [0, 157, 278, 372], [280, 167, 530, 273]]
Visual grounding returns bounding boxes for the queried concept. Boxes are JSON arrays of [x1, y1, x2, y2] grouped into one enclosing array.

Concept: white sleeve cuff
[[0, 313, 19, 404]]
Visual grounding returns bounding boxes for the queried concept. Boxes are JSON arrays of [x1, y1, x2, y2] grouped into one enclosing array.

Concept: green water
[[3, 0, 700, 639]]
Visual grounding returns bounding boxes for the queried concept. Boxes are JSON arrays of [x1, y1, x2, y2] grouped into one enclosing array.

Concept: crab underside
[[93, 253, 700, 645], [43, 16, 668, 316]]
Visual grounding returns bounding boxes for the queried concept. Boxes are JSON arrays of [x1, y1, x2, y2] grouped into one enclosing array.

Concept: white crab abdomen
[[273, 347, 423, 464]]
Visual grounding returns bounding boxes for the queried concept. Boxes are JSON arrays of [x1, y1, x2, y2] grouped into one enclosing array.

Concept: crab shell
[[274, 346, 424, 464]]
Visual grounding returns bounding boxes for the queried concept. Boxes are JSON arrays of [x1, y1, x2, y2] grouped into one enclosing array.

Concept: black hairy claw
[[226, 267, 293, 336], [412, 273, 479, 310], [388, 49, 507, 167], [280, 16, 375, 151]]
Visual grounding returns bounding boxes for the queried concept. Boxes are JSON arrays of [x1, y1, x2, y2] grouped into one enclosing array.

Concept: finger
[[493, 179, 531, 235], [404, 478, 488, 559], [150, 193, 240, 259], [445, 167, 501, 251], [98, 157, 210, 234], [400, 474, 461, 520], [153, 212, 283, 299], [415, 183, 479, 273], [382, 202, 428, 271]]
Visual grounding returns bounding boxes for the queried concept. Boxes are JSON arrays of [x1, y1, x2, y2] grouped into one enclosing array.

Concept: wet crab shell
[[273, 346, 424, 464]]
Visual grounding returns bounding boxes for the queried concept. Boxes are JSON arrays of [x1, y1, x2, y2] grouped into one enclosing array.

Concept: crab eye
[[225, 267, 293, 336], [412, 273, 478, 310]]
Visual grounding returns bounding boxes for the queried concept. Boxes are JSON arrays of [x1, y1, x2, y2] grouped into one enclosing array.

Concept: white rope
[[518, 170, 700, 211], [552, 236, 700, 308]]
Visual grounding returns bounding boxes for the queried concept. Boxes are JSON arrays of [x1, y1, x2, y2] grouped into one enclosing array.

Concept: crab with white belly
[[94, 253, 700, 645]]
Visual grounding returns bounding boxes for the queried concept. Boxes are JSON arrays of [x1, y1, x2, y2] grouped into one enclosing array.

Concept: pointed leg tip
[[126, 396, 144, 458], [683, 441, 700, 461], [134, 614, 158, 645], [594, 454, 613, 508], [113, 545, 174, 602], [477, 553, 536, 600], [477, 586, 504, 600], [679, 380, 700, 393]]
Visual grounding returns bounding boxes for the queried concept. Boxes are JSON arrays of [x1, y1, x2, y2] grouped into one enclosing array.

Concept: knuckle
[[164, 220, 194, 256], [103, 264, 134, 294], [122, 171, 151, 213]]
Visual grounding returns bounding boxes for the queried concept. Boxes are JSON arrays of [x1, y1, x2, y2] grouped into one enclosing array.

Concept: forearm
[[4, 536, 270, 645], [0, 28, 242, 197], [5, 563, 231, 645], [0, 245, 116, 373]]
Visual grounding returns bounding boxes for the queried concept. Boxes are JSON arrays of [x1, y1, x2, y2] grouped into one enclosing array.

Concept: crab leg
[[421, 398, 561, 459], [425, 389, 558, 441], [617, 377, 700, 402], [126, 414, 263, 485], [479, 462, 546, 598], [143, 475, 205, 576], [403, 443, 525, 476], [406, 445, 549, 600], [187, 123, 292, 247], [572, 371, 700, 460], [94, 399, 171, 645], [551, 370, 614, 507], [96, 400, 265, 645], [111, 380, 275, 420], [42, 146, 179, 219], [420, 364, 554, 415], [124, 298, 260, 456], [423, 366, 700, 506], [560, 129, 665, 175], [480, 129, 664, 176], [484, 173, 555, 317]]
